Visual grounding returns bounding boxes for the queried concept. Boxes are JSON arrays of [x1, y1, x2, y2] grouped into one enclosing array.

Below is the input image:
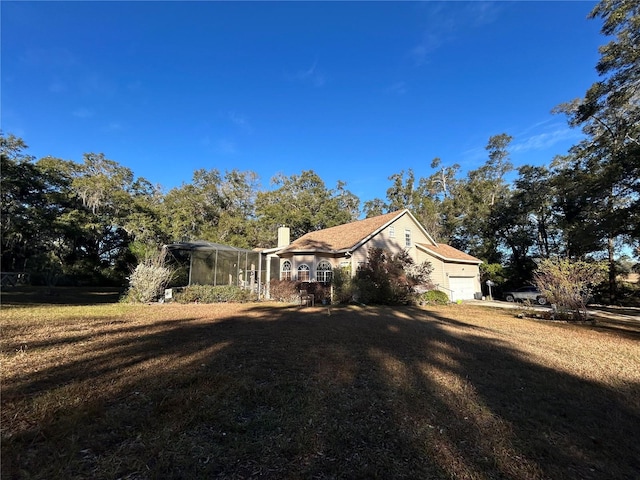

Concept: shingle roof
[[278, 210, 405, 254], [417, 243, 482, 263]]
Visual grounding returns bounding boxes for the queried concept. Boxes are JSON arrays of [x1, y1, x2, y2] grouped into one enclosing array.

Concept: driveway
[[467, 299, 640, 336], [466, 299, 550, 312]]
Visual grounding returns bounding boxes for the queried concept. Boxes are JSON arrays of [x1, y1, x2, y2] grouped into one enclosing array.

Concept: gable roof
[[417, 243, 482, 264], [277, 209, 436, 255]]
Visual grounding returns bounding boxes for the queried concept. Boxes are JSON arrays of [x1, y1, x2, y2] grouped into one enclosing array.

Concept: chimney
[[277, 226, 290, 247]]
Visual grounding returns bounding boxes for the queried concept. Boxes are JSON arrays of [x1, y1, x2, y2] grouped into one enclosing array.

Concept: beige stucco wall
[[351, 247, 368, 270], [352, 212, 434, 268], [280, 255, 344, 282], [365, 212, 431, 256], [445, 262, 479, 278], [418, 250, 447, 286]]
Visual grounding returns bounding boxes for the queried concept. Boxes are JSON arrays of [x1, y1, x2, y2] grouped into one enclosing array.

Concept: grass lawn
[[1, 295, 639, 479]]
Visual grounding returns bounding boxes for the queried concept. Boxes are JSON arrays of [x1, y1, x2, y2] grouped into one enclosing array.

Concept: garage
[[448, 276, 476, 301]]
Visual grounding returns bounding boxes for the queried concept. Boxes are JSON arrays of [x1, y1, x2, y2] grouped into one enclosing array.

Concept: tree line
[[1, 0, 638, 302]]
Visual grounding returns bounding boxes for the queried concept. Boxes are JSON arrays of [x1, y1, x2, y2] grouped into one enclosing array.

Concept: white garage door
[[449, 277, 476, 301]]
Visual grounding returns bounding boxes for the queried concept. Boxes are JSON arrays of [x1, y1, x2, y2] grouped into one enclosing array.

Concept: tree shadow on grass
[[1, 286, 123, 306], [2, 303, 639, 479]]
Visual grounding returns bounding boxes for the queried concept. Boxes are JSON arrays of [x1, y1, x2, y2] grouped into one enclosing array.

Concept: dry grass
[[1, 297, 639, 479]]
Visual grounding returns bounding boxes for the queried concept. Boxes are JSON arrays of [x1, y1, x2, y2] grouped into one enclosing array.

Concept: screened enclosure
[[164, 241, 267, 293]]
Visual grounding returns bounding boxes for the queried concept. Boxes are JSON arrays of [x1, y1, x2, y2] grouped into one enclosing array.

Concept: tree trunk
[[608, 235, 616, 304]]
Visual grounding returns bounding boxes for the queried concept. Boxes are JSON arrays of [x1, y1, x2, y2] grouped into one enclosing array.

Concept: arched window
[[297, 264, 310, 282], [316, 260, 333, 284], [281, 260, 292, 281]]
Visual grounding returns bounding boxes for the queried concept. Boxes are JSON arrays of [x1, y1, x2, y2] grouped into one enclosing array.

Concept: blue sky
[[3, 1, 603, 205]]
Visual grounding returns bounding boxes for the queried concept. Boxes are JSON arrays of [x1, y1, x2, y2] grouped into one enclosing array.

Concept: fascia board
[[416, 243, 483, 264]]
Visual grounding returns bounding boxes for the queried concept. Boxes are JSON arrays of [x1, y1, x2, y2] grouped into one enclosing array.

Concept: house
[[262, 209, 483, 301]]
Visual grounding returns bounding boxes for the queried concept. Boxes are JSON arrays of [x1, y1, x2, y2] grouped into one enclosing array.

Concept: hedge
[[173, 285, 256, 304]]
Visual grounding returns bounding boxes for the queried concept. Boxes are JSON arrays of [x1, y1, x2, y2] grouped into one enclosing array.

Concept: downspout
[[188, 251, 193, 286]]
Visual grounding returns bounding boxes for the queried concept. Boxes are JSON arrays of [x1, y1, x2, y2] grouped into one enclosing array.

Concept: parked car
[[503, 286, 547, 305]]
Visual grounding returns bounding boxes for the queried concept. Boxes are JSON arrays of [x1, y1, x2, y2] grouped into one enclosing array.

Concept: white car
[[504, 286, 547, 305]]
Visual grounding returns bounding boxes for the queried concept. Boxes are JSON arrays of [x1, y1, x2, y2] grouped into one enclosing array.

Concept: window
[[317, 260, 333, 284], [281, 260, 292, 281], [389, 226, 395, 238], [297, 264, 310, 282], [405, 229, 412, 247]]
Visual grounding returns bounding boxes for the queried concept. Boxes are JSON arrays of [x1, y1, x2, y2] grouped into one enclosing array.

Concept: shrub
[[301, 282, 330, 304], [268, 279, 299, 303], [614, 281, 640, 307], [354, 248, 434, 305], [173, 285, 255, 303], [534, 258, 606, 321], [405, 259, 435, 289], [122, 250, 173, 303], [332, 267, 355, 304], [420, 290, 450, 305], [268, 280, 331, 304], [353, 277, 378, 305]]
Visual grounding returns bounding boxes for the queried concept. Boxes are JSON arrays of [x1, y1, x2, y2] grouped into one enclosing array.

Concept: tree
[[487, 164, 562, 284], [363, 198, 387, 218], [122, 177, 166, 255], [475, 133, 514, 207], [368, 169, 441, 240], [161, 168, 226, 242], [488, 194, 536, 284], [427, 157, 459, 201], [512, 165, 558, 259], [334, 180, 361, 221], [213, 170, 260, 248], [1, 134, 165, 286], [425, 159, 460, 244], [553, 0, 640, 301], [66, 153, 160, 282], [448, 134, 514, 262], [255, 170, 359, 244], [1, 134, 49, 272], [550, 154, 604, 258], [386, 169, 418, 212]]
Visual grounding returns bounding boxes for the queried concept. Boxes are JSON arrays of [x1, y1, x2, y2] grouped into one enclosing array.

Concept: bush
[[268, 280, 331, 304], [615, 281, 640, 307], [332, 267, 355, 304], [268, 279, 300, 303], [353, 277, 378, 305], [354, 248, 433, 305], [534, 258, 606, 321], [301, 282, 330, 304], [173, 285, 255, 303], [122, 250, 173, 303], [420, 290, 450, 305]]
